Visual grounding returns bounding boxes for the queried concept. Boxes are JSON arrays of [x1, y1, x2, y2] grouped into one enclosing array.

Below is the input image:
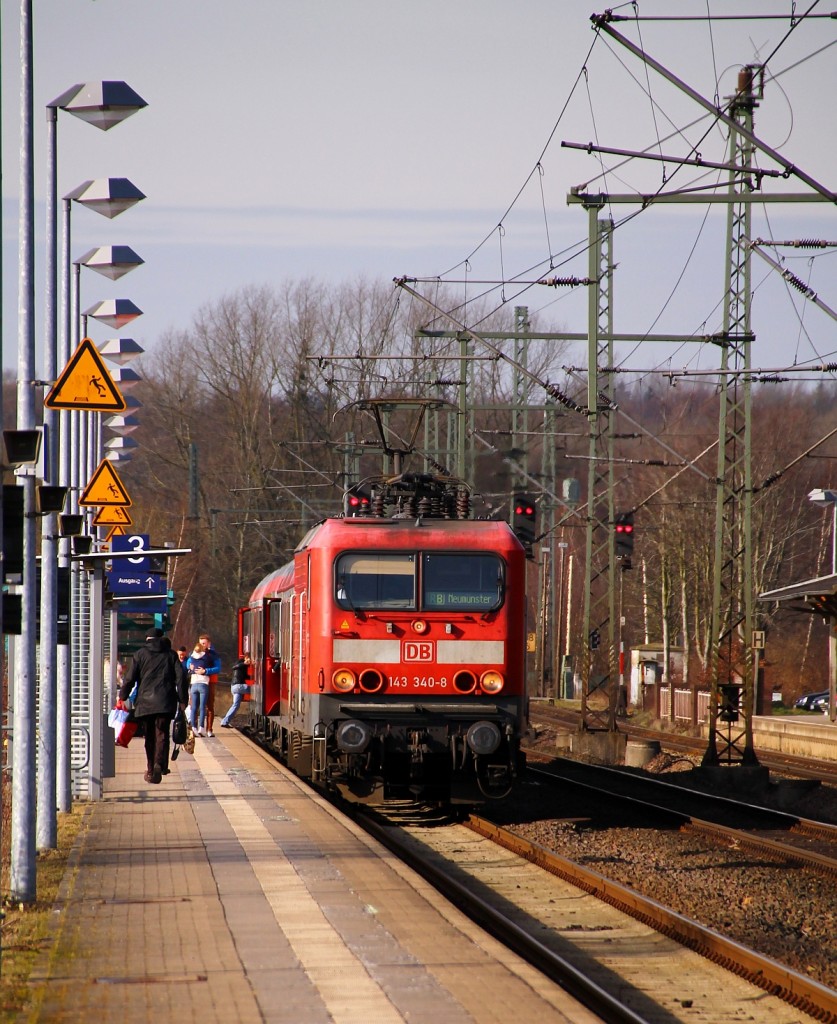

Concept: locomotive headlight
[[480, 670, 504, 694], [336, 719, 372, 753], [332, 668, 356, 692], [466, 720, 501, 756], [412, 619, 428, 634]]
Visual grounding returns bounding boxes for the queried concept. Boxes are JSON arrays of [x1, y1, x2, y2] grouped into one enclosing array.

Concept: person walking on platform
[[120, 629, 187, 784], [221, 655, 251, 729], [187, 638, 218, 737], [197, 632, 221, 737], [176, 645, 190, 720]]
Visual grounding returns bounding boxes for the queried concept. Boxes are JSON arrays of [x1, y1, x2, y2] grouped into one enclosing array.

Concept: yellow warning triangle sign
[[92, 504, 133, 526], [103, 524, 127, 542], [44, 337, 127, 412], [79, 459, 132, 507]]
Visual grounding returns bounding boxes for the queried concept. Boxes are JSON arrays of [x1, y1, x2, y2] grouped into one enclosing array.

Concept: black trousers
[[140, 713, 172, 772]]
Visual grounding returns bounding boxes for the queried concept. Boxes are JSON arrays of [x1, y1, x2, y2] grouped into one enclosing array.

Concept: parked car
[[795, 690, 829, 711]]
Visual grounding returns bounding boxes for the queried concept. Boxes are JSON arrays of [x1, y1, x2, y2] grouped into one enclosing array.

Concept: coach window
[[421, 553, 504, 611], [336, 553, 416, 610], [268, 600, 281, 658]]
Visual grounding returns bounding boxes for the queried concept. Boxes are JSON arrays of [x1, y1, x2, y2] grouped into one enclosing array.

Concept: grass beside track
[[1, 782, 87, 1024]]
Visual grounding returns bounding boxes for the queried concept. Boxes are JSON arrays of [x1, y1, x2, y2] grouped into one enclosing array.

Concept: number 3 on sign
[[123, 535, 147, 563]]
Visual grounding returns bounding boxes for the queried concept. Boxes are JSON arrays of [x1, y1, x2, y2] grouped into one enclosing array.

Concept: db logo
[[402, 641, 434, 662]]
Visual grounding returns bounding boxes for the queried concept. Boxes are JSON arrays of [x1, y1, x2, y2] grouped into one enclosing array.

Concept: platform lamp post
[[56, 196, 144, 815], [83, 303, 142, 498], [62, 184, 145, 545], [57, 228, 144, 811], [35, 83, 145, 847], [808, 488, 837, 723], [1, 429, 43, 914], [77, 305, 142, 802], [36, 83, 145, 850], [100, 338, 143, 471], [99, 349, 142, 711], [11, 0, 40, 906]]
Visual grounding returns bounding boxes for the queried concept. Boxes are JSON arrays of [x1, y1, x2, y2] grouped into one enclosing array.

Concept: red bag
[[115, 719, 137, 748], [109, 704, 138, 748]]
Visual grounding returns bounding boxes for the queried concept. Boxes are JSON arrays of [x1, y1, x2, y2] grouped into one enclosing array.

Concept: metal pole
[[37, 104, 59, 850], [68, 263, 84, 799], [534, 547, 549, 698], [555, 539, 568, 695], [832, 504, 836, 576], [57, 198, 73, 812], [827, 507, 831, 724], [11, 0, 37, 902], [0, 0, 6, 926], [704, 68, 758, 768], [88, 563, 104, 799], [565, 554, 574, 697]]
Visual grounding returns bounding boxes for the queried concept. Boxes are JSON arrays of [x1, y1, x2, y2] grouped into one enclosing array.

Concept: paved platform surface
[[23, 730, 596, 1024]]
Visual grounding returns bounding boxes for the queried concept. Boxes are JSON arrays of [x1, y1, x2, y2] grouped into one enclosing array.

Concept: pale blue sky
[[2, 1, 836, 377]]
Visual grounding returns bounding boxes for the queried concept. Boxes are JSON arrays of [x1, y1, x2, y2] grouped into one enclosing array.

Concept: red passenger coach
[[238, 482, 528, 806]]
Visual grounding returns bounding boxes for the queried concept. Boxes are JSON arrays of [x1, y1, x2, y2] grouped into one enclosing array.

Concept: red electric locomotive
[[238, 472, 528, 805]]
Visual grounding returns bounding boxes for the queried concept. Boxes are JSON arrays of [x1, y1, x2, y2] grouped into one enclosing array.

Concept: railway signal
[[345, 485, 371, 516], [719, 683, 742, 722], [512, 493, 537, 556], [615, 511, 634, 569]]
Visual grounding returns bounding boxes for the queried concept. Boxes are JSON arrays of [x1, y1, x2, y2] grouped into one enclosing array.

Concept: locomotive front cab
[[320, 523, 527, 804]]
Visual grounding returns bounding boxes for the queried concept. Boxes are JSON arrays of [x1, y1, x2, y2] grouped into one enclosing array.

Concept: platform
[[23, 729, 594, 1024], [750, 712, 837, 761]]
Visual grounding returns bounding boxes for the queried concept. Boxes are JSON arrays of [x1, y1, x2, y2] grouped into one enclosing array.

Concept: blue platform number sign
[[111, 533, 150, 572]]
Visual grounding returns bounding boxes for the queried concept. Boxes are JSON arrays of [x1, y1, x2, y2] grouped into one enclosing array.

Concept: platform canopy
[[759, 574, 837, 617]]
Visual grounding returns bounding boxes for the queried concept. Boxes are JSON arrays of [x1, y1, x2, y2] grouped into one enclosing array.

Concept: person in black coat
[[120, 629, 188, 784]]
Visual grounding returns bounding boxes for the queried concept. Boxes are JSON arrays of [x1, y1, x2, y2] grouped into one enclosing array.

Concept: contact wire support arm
[[393, 279, 583, 414], [591, 13, 837, 204]]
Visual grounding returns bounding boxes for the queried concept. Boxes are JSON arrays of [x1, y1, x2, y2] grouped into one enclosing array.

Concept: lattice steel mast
[[703, 67, 759, 767], [580, 206, 617, 730]]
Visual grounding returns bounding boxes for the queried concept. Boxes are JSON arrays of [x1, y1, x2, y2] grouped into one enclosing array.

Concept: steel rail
[[357, 811, 653, 1024], [467, 814, 837, 1023]]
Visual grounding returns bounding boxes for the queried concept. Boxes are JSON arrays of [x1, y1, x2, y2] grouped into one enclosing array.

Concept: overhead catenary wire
[[593, 13, 835, 203], [747, 238, 837, 322], [408, 4, 834, 387]]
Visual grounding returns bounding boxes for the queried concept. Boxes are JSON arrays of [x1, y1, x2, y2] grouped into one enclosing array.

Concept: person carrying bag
[[119, 629, 188, 784]]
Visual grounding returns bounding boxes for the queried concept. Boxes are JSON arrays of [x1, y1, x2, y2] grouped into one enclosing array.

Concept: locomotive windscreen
[[336, 553, 416, 610], [335, 551, 504, 612], [422, 553, 503, 611]]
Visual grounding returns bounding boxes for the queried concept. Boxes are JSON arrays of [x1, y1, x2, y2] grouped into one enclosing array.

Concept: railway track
[[529, 700, 837, 784], [526, 759, 837, 876], [354, 750, 837, 1017], [356, 804, 837, 1024], [246, 725, 837, 1019]]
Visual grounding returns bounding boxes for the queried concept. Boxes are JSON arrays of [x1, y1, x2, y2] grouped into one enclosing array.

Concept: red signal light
[[347, 489, 370, 514], [511, 493, 537, 556], [614, 511, 635, 566]]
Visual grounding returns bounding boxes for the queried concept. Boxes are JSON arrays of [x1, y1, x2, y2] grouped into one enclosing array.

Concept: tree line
[[4, 277, 832, 698]]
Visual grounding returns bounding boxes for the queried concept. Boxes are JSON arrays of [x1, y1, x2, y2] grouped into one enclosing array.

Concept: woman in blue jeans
[[221, 656, 251, 728], [186, 641, 212, 736]]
